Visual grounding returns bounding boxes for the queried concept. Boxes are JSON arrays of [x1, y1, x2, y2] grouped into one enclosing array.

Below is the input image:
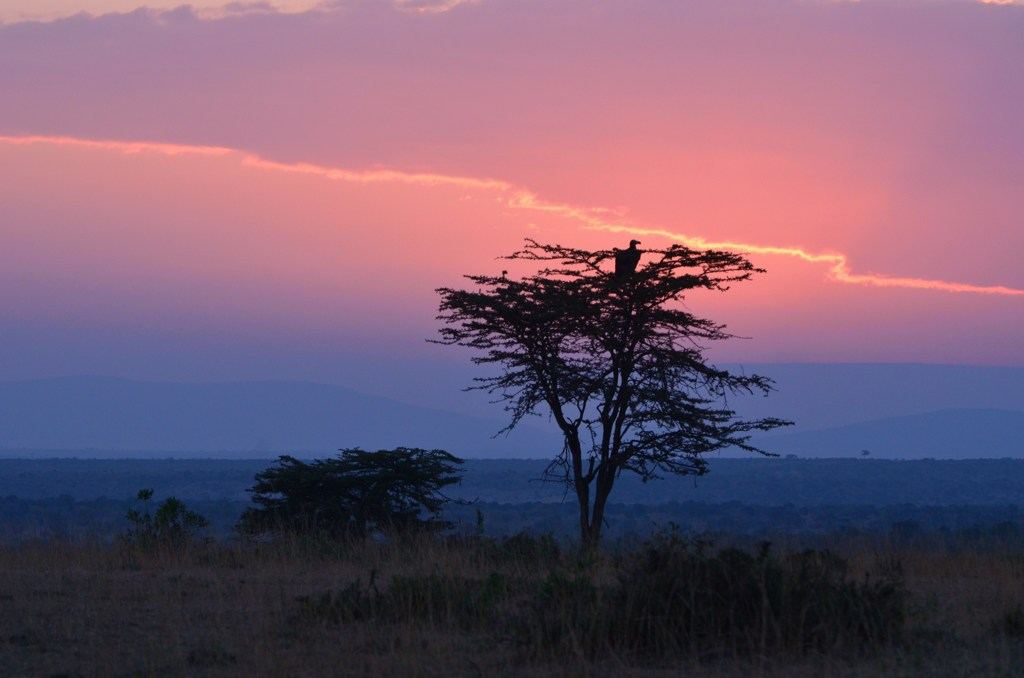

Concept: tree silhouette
[[435, 240, 790, 547], [237, 448, 464, 539], [124, 488, 210, 548]]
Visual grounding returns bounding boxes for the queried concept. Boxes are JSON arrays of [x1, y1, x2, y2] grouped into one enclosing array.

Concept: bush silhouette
[[238, 447, 464, 540], [123, 488, 210, 548], [294, 530, 906, 661]]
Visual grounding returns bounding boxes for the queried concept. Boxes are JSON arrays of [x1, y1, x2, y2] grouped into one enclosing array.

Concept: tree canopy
[[435, 239, 791, 546], [237, 447, 464, 539], [123, 488, 210, 548]]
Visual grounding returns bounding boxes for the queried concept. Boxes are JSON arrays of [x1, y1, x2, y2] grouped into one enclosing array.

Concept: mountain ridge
[[0, 375, 553, 458], [2, 366, 1022, 459], [754, 408, 1024, 459]]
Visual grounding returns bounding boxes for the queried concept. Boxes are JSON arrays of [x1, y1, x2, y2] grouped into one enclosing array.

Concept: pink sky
[[1, 0, 1022, 407]]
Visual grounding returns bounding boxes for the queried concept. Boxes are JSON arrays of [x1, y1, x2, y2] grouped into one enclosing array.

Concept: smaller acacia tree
[[123, 488, 210, 548], [435, 239, 791, 547], [237, 447, 464, 539]]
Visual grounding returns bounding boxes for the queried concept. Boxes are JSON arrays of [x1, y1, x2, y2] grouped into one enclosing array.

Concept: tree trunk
[[585, 465, 616, 550], [564, 431, 595, 548]]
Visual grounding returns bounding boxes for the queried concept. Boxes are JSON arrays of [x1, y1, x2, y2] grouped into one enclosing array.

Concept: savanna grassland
[[3, 532, 1024, 678]]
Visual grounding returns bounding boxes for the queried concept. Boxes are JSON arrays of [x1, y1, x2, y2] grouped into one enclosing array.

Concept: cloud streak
[[596, 226, 1024, 297], [4, 133, 1021, 298], [0, 0, 479, 25]]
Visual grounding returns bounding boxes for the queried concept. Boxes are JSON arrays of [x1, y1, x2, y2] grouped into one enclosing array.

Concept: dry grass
[[1, 534, 1023, 677]]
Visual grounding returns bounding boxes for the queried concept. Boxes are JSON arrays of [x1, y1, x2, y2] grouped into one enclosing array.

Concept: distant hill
[[2, 366, 1022, 459], [0, 376, 554, 458], [727, 363, 1024, 431], [754, 409, 1024, 459]]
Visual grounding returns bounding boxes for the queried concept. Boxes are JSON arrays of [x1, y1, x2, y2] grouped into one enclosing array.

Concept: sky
[[1, 0, 1022, 413]]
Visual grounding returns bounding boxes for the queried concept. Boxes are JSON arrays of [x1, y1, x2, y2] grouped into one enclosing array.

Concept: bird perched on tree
[[614, 240, 642, 278]]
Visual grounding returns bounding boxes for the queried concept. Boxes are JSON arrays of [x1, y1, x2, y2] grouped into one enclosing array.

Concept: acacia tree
[[237, 447, 464, 539], [435, 240, 790, 547]]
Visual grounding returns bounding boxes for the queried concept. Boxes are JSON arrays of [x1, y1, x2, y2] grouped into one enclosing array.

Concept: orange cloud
[[0, 134, 233, 157], [0, 0, 476, 25], [597, 226, 1024, 297], [392, 0, 479, 14], [3, 133, 1021, 298]]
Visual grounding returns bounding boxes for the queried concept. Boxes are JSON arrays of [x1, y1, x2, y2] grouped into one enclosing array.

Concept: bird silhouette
[[614, 240, 642, 278]]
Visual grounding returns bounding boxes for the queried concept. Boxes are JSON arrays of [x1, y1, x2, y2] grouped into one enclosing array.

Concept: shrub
[[291, 531, 908, 662], [123, 488, 210, 549], [602, 533, 906, 658], [237, 448, 464, 540]]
